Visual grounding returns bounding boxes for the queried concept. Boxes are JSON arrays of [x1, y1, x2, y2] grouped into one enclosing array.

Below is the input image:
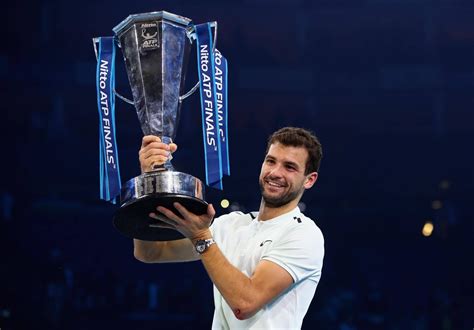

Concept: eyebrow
[[265, 155, 301, 170], [284, 161, 300, 170]]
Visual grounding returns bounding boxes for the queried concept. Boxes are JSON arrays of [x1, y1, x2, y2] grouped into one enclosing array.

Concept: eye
[[265, 158, 275, 164]]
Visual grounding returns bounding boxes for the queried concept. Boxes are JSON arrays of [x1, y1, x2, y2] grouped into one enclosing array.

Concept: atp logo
[[140, 22, 159, 51], [142, 28, 157, 40]]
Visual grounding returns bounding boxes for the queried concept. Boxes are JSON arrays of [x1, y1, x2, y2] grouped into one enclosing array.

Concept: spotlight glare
[[220, 199, 230, 209], [422, 221, 434, 237], [431, 200, 443, 210], [439, 180, 451, 190]]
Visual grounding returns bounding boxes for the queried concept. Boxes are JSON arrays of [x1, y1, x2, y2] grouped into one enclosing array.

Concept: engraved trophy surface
[[112, 11, 208, 241]]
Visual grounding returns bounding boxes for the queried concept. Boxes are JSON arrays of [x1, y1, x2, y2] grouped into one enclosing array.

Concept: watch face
[[196, 241, 205, 253]]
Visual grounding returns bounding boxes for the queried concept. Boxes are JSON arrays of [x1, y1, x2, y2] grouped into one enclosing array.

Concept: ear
[[304, 172, 318, 189]]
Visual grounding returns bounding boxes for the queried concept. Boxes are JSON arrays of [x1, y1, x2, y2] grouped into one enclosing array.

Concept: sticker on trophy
[[140, 22, 160, 51]]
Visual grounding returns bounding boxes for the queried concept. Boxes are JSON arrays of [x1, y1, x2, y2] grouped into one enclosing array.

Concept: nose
[[268, 163, 284, 178]]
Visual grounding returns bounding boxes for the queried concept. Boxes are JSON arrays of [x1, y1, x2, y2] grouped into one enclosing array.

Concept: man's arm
[[158, 203, 294, 320], [133, 238, 200, 263], [200, 241, 293, 320]]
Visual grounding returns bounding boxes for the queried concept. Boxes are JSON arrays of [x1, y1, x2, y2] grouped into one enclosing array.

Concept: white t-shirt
[[209, 207, 324, 329]]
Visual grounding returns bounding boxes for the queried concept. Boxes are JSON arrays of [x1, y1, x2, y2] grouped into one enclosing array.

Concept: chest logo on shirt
[[294, 216, 302, 223], [259, 240, 272, 247]]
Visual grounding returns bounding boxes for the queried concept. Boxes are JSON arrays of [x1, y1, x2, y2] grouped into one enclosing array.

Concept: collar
[[255, 206, 301, 226]]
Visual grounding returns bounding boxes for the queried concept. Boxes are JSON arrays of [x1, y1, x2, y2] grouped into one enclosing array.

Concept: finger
[[169, 143, 178, 153], [142, 160, 167, 173], [141, 135, 161, 148], [147, 142, 171, 151], [150, 210, 179, 226], [140, 155, 168, 170], [148, 213, 177, 229], [149, 156, 169, 169], [139, 142, 170, 157], [150, 222, 176, 230], [173, 202, 193, 219], [142, 148, 170, 160], [157, 206, 183, 223]]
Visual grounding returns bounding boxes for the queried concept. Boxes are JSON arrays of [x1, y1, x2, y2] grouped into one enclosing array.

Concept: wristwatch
[[195, 238, 216, 254]]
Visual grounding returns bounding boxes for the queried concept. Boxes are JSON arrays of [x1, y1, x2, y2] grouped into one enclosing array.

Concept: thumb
[[169, 143, 178, 153], [207, 203, 216, 219]]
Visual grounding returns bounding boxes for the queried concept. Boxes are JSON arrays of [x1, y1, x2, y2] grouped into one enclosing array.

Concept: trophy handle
[[92, 37, 135, 106], [178, 21, 218, 103]]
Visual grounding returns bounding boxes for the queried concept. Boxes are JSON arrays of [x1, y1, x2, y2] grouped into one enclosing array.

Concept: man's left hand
[[150, 203, 215, 242]]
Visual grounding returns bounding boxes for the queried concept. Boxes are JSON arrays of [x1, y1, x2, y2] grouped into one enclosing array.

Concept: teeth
[[267, 181, 284, 187]]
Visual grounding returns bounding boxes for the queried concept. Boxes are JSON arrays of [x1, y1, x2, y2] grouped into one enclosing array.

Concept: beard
[[259, 177, 304, 208]]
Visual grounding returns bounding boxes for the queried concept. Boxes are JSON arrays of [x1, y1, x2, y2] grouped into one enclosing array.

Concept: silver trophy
[[101, 11, 210, 241]]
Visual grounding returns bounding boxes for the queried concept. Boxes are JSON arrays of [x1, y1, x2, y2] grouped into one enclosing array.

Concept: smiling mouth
[[265, 179, 287, 188]]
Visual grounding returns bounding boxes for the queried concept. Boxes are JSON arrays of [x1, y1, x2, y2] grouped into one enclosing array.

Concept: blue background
[[1, 0, 473, 329]]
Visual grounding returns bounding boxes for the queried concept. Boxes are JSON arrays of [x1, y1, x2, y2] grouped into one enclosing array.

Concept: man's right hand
[[139, 135, 178, 173]]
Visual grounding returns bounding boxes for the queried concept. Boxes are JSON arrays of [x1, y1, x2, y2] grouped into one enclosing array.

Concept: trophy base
[[114, 194, 207, 241], [113, 171, 207, 241]]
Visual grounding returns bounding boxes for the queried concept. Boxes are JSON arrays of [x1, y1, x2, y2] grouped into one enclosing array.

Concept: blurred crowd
[[1, 208, 471, 330]]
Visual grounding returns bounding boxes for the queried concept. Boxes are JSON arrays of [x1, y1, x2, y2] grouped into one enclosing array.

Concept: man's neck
[[257, 199, 300, 221]]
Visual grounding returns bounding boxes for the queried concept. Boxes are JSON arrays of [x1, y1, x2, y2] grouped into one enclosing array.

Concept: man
[[134, 127, 324, 329]]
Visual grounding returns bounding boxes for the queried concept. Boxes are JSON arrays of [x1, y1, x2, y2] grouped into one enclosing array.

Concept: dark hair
[[266, 127, 323, 174]]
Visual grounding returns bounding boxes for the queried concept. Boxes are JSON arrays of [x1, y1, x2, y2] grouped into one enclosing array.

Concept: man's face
[[259, 142, 317, 208]]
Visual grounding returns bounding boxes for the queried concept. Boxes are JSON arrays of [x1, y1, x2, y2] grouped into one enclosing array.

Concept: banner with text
[[95, 37, 121, 203], [195, 23, 230, 190]]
